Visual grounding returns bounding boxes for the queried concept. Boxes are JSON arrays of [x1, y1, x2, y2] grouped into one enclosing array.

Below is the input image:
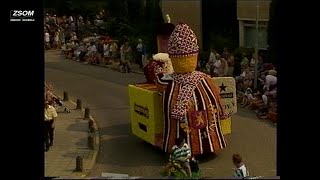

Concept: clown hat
[[167, 23, 199, 58]]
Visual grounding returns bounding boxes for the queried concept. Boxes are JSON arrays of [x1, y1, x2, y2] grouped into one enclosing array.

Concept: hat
[[167, 23, 199, 58]]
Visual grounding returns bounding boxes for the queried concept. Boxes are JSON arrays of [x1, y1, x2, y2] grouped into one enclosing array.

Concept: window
[[244, 26, 268, 49]]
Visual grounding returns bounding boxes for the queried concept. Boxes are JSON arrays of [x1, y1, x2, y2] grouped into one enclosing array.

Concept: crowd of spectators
[[205, 49, 277, 123]]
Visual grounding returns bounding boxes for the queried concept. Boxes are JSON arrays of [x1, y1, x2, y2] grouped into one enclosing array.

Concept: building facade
[[237, 0, 271, 49], [160, 0, 203, 49]]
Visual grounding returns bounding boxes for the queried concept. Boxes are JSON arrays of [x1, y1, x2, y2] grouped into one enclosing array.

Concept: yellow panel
[[128, 85, 163, 145], [220, 117, 232, 135]]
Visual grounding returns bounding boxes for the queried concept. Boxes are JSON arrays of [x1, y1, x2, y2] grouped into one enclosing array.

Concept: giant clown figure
[[156, 23, 228, 155]]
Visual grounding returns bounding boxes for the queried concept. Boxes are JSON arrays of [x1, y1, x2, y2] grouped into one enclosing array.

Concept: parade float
[[128, 20, 237, 154], [128, 75, 237, 148]]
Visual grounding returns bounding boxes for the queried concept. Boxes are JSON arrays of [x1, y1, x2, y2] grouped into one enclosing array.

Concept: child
[[171, 137, 192, 177], [232, 154, 250, 178]]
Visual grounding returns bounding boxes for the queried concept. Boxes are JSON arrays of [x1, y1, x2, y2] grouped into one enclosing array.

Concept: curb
[[55, 92, 100, 178], [69, 99, 100, 178]]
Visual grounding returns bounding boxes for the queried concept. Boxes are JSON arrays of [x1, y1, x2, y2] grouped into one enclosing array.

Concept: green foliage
[[198, 51, 210, 68], [209, 34, 237, 53], [106, 0, 128, 18], [266, 0, 277, 64]]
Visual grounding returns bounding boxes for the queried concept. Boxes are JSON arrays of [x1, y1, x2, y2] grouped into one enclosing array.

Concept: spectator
[[220, 56, 229, 77], [264, 70, 277, 92], [121, 42, 132, 73], [257, 55, 264, 73], [141, 43, 148, 68], [71, 32, 77, 41], [53, 30, 60, 49], [136, 39, 144, 68], [110, 41, 118, 62], [210, 54, 221, 77], [103, 41, 111, 64], [44, 30, 51, 50], [171, 137, 192, 177], [223, 49, 235, 77], [44, 100, 58, 152], [236, 66, 254, 91], [120, 43, 125, 62], [96, 40, 104, 64], [85, 41, 97, 64], [208, 48, 217, 63], [232, 154, 249, 178], [74, 42, 86, 61], [240, 53, 250, 72]]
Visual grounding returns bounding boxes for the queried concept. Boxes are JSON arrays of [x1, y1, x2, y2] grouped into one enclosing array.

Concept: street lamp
[[253, 0, 260, 90]]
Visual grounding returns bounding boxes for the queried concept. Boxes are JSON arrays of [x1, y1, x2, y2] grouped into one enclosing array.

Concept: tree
[[127, 0, 145, 24], [106, 0, 128, 18], [267, 0, 278, 65], [202, 0, 238, 51], [145, 0, 164, 54]]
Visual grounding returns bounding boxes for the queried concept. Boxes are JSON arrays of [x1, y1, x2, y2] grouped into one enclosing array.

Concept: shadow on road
[[96, 135, 168, 167], [98, 124, 131, 136], [66, 122, 88, 132], [236, 108, 276, 128]]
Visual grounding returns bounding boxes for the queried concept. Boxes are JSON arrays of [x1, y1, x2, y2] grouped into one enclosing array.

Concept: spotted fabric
[[171, 71, 207, 121], [167, 23, 199, 58]]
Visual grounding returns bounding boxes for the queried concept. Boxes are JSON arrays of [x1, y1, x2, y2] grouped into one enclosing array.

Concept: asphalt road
[[45, 51, 277, 178]]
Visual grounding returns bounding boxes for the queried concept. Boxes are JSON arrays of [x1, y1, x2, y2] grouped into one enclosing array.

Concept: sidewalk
[[45, 100, 99, 178]]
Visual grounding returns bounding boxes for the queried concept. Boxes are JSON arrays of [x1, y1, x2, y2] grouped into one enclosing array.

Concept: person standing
[[54, 30, 60, 49], [59, 28, 65, 47], [136, 39, 144, 68], [225, 50, 235, 77], [208, 48, 217, 63], [123, 42, 132, 72], [110, 41, 118, 62], [44, 30, 51, 50], [44, 101, 58, 152]]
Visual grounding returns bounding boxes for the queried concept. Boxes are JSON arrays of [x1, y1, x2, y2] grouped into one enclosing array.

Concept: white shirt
[[45, 105, 58, 121], [136, 43, 143, 52], [71, 35, 77, 41], [54, 32, 59, 41], [234, 164, 249, 178], [209, 52, 216, 63], [88, 45, 97, 52], [262, 94, 268, 105], [264, 75, 277, 91], [103, 44, 109, 51], [213, 60, 221, 74], [45, 33, 50, 42]]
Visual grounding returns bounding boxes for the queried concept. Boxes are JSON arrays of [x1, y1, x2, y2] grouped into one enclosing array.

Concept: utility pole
[[253, 0, 260, 90]]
